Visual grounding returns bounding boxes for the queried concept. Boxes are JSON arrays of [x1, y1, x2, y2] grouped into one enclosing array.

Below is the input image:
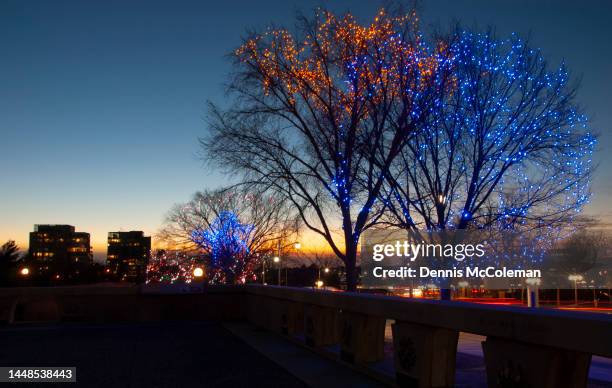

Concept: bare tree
[[291, 248, 343, 271], [382, 28, 595, 237], [159, 188, 299, 284], [201, 8, 444, 290], [557, 230, 607, 276]]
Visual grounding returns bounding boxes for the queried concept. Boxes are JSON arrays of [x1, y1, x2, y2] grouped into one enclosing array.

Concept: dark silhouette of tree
[[201, 8, 445, 290], [558, 230, 606, 275], [0, 240, 20, 262], [0, 240, 21, 286]]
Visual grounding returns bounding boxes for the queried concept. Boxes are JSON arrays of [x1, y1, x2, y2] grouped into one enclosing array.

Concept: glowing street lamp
[[20, 267, 30, 276], [324, 267, 330, 273], [272, 256, 281, 286], [193, 267, 204, 278], [568, 274, 583, 306], [315, 280, 324, 289]]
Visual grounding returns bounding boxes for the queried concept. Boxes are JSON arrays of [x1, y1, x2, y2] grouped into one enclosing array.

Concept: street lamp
[[20, 267, 29, 276], [568, 274, 583, 306], [272, 256, 281, 286], [258, 253, 266, 285], [324, 267, 330, 273], [315, 280, 324, 289], [525, 278, 541, 308], [457, 281, 469, 298], [193, 267, 204, 278], [289, 242, 301, 286]]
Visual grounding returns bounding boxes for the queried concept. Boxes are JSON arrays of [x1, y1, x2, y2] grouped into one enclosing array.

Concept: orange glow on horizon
[[4, 219, 355, 263]]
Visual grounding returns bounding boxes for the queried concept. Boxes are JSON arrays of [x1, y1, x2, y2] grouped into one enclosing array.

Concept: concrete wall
[[0, 285, 245, 324]]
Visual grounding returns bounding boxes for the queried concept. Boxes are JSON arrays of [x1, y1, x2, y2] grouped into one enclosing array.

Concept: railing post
[[280, 300, 303, 336], [303, 304, 339, 347], [392, 321, 458, 388], [482, 337, 591, 388], [339, 311, 386, 364], [247, 294, 268, 328]]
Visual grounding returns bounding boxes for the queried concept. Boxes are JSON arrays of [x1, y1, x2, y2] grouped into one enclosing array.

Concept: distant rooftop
[[33, 224, 75, 233]]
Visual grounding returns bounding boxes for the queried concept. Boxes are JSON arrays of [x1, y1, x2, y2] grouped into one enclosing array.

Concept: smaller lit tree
[[159, 188, 299, 284], [191, 211, 255, 283]]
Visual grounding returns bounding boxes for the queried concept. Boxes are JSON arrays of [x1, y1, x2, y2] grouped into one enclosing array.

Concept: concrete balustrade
[[482, 337, 591, 388], [392, 322, 458, 387], [280, 299, 303, 335], [1, 284, 611, 387], [245, 285, 612, 388], [340, 311, 386, 364], [303, 304, 339, 347]]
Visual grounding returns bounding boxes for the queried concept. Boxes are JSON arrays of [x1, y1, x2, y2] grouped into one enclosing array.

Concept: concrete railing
[[0, 285, 245, 323], [1, 284, 611, 387], [244, 285, 612, 388]]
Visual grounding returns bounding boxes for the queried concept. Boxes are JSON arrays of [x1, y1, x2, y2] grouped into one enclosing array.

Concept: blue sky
[[1, 0, 611, 258]]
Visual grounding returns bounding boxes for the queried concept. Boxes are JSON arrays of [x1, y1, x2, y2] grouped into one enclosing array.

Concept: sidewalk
[[0, 321, 307, 387]]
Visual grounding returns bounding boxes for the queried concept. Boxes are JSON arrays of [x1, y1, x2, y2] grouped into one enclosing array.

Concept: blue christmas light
[[190, 211, 255, 284]]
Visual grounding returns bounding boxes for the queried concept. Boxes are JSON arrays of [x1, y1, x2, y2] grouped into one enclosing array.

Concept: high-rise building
[[29, 224, 92, 278], [107, 231, 151, 283]]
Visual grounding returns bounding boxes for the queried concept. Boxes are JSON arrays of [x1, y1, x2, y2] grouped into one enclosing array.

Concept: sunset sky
[[1, 0, 611, 261]]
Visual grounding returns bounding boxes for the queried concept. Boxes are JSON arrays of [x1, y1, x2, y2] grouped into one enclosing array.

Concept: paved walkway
[[2, 321, 610, 387], [0, 321, 307, 387], [225, 323, 386, 388]]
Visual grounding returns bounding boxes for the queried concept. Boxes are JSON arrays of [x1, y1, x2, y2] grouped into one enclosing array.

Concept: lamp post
[[457, 281, 469, 298], [273, 255, 280, 286], [290, 242, 301, 286], [261, 255, 266, 285], [193, 267, 204, 278], [525, 278, 541, 308], [568, 274, 583, 306]]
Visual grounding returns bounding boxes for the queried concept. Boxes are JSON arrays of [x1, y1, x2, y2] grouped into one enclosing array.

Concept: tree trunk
[[345, 248, 358, 292]]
